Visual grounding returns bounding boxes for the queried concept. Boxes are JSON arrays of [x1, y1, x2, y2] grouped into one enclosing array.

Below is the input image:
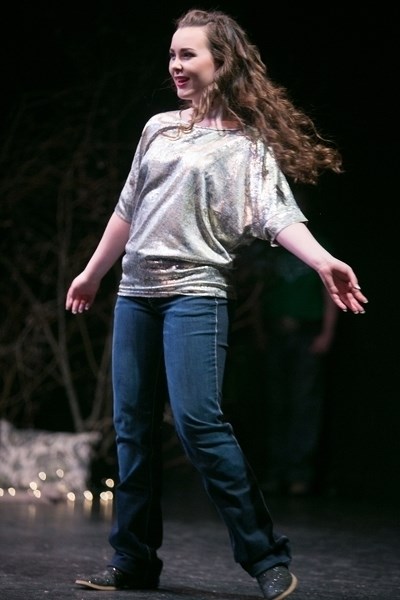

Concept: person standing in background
[[259, 237, 339, 497]]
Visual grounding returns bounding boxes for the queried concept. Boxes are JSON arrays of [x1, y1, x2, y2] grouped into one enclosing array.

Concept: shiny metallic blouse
[[115, 110, 307, 299]]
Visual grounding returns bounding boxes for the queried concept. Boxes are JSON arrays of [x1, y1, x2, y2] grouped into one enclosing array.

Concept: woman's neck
[[180, 107, 240, 130]]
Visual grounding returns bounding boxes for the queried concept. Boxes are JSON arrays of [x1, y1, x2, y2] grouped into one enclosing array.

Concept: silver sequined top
[[115, 110, 307, 299]]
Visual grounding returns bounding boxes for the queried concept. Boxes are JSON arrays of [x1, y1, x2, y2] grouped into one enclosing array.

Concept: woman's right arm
[[65, 212, 131, 314]]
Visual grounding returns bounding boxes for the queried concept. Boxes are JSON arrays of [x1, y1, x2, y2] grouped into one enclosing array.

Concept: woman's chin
[[176, 88, 198, 102]]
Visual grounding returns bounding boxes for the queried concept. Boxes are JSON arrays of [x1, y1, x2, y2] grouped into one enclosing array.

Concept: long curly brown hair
[[175, 9, 343, 184]]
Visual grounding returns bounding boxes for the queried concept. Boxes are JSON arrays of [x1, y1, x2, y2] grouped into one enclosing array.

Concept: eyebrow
[[169, 46, 197, 53]]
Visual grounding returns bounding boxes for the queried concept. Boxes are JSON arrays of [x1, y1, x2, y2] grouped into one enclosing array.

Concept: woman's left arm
[[276, 222, 368, 314]]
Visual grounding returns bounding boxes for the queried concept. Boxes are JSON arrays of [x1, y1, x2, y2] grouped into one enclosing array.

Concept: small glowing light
[[0, 488, 4, 497], [83, 490, 93, 501], [67, 492, 76, 502], [56, 469, 64, 478], [33, 489, 41, 498], [8, 487, 16, 496], [30, 481, 38, 490], [105, 478, 114, 488], [38, 472, 47, 481], [100, 490, 113, 501]]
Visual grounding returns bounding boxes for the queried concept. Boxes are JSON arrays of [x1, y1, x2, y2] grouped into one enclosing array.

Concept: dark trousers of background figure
[[222, 339, 268, 477], [261, 321, 326, 495]]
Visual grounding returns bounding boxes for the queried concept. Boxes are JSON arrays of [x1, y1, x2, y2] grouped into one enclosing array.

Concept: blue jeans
[[109, 295, 291, 577]]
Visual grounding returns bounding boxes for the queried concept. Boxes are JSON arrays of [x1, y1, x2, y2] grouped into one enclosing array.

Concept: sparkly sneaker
[[75, 560, 162, 591], [257, 565, 298, 599]]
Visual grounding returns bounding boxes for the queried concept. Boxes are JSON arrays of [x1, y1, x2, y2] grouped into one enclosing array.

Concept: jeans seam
[[213, 297, 219, 413]]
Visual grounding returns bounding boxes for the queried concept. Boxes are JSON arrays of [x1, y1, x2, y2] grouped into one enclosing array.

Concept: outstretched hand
[[65, 272, 101, 314], [318, 260, 368, 314]]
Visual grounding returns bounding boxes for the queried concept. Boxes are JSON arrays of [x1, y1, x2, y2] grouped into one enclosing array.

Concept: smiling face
[[169, 26, 216, 106]]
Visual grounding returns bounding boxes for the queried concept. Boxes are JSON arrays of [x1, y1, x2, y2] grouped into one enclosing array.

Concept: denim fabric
[[109, 295, 291, 577]]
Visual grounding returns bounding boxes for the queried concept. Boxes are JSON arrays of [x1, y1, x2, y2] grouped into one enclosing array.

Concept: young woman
[[66, 9, 368, 600]]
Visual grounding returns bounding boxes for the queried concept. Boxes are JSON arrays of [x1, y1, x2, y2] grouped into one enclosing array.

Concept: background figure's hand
[[65, 272, 101, 314], [317, 260, 368, 314], [309, 331, 335, 354]]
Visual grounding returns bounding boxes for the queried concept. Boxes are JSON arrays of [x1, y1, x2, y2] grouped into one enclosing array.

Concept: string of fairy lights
[[0, 468, 115, 508]]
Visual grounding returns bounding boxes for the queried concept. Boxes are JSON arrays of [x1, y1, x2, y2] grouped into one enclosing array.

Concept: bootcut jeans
[[109, 295, 291, 577]]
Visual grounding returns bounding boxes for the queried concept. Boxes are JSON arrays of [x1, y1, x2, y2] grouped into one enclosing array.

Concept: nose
[[170, 57, 183, 72]]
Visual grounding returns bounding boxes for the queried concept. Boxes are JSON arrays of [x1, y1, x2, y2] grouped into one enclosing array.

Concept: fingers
[[68, 296, 91, 314], [65, 288, 91, 314], [330, 283, 368, 315], [341, 287, 368, 314], [350, 284, 368, 313], [70, 300, 91, 315], [353, 288, 369, 305]]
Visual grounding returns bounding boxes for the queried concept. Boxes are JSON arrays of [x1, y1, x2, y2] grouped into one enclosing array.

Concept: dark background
[[1, 1, 397, 502]]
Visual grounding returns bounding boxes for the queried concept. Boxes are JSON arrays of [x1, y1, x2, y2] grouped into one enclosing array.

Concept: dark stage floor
[[0, 467, 399, 600]]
